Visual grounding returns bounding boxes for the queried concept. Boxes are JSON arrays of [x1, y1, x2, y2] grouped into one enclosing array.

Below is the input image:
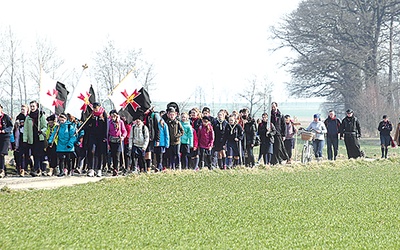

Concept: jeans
[[313, 139, 324, 158]]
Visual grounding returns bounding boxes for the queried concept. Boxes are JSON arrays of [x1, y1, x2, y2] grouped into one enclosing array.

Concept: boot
[[19, 169, 25, 177]]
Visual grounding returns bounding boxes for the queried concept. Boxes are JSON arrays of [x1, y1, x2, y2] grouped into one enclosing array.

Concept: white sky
[[1, 0, 304, 104]]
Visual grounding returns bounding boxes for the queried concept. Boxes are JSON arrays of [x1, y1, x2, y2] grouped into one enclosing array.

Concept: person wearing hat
[[378, 115, 392, 158], [0, 104, 13, 178], [306, 113, 327, 161], [340, 109, 362, 159], [44, 114, 58, 176]]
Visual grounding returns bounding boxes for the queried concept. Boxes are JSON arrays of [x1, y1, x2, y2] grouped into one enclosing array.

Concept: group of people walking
[[0, 100, 394, 178]]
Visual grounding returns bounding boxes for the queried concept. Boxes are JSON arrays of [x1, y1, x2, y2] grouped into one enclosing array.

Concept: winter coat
[[49, 121, 76, 153], [108, 118, 127, 143], [306, 121, 327, 140], [340, 116, 361, 138], [180, 120, 194, 147], [378, 120, 392, 136], [129, 124, 149, 150], [324, 116, 341, 136], [223, 123, 244, 144], [244, 119, 257, 146], [197, 123, 214, 149], [23, 111, 47, 144], [166, 118, 184, 146], [258, 121, 276, 144]]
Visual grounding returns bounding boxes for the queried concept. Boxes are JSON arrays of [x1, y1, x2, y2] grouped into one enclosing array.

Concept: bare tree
[[237, 75, 273, 117], [93, 38, 157, 109]]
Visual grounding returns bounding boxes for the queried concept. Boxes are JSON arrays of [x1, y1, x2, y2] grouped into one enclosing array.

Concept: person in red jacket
[[197, 116, 215, 170]]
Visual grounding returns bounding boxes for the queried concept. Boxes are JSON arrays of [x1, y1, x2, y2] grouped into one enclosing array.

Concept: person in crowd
[[202, 107, 215, 124], [189, 107, 202, 169], [15, 104, 31, 176], [120, 115, 132, 174], [165, 107, 184, 170], [0, 104, 13, 178], [258, 113, 276, 165], [223, 114, 244, 168], [180, 112, 193, 170], [84, 102, 108, 177], [23, 101, 47, 177], [197, 116, 215, 169], [144, 108, 156, 172], [108, 110, 127, 176], [48, 113, 77, 176], [213, 110, 228, 169], [129, 116, 150, 173], [242, 110, 257, 167], [306, 114, 327, 161], [377, 115, 392, 158], [153, 112, 169, 172], [283, 115, 297, 164], [340, 109, 362, 159], [45, 114, 58, 176], [270, 102, 288, 164], [324, 110, 341, 161], [71, 115, 86, 175]]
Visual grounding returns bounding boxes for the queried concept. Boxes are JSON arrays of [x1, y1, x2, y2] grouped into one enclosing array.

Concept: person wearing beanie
[[306, 113, 327, 161], [377, 115, 392, 158]]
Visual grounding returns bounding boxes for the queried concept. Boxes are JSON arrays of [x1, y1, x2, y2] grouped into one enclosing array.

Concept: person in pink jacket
[[197, 116, 215, 170], [108, 110, 127, 176]]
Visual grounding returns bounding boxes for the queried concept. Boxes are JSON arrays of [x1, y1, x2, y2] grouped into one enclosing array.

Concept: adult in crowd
[[324, 110, 341, 161], [340, 109, 362, 159], [270, 102, 288, 164], [377, 115, 392, 159], [23, 101, 47, 177], [283, 114, 297, 164], [306, 114, 327, 161], [0, 104, 13, 178]]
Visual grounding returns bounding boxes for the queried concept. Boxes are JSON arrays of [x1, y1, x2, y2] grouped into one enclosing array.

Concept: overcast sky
[[1, 0, 304, 104]]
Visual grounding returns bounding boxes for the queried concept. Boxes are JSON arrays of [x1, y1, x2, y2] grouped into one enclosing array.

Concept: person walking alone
[[378, 115, 392, 158]]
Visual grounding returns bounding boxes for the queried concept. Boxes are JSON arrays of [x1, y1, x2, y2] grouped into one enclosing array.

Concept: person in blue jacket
[[48, 113, 77, 177]]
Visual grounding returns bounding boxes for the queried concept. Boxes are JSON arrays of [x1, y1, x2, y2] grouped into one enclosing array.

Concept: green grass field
[[1, 157, 400, 249]]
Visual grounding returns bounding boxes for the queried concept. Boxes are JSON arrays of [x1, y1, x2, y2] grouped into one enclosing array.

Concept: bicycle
[[298, 129, 316, 164]]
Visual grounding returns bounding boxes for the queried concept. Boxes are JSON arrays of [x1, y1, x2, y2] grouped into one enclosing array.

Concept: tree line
[[271, 0, 400, 136]]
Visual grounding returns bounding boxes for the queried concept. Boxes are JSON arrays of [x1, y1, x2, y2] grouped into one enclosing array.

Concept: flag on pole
[[65, 69, 94, 119], [39, 70, 68, 114], [108, 71, 151, 120], [81, 85, 96, 121]]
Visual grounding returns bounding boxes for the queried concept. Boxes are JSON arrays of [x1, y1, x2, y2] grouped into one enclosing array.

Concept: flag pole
[[107, 67, 135, 97]]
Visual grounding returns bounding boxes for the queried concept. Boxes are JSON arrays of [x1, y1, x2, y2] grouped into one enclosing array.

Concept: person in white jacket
[[306, 114, 327, 161], [129, 117, 149, 173]]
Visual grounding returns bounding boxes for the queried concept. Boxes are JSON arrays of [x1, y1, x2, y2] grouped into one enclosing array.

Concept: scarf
[[0, 112, 3, 130]]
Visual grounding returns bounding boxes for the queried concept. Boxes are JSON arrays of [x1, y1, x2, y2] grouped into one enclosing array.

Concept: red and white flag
[[65, 69, 94, 119], [39, 70, 68, 114]]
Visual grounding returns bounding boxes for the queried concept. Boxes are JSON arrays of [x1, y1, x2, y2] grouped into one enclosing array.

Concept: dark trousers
[[283, 138, 295, 160], [326, 135, 339, 160], [344, 135, 361, 159]]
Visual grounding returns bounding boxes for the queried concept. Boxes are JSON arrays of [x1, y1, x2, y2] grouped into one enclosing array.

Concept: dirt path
[[0, 175, 106, 191]]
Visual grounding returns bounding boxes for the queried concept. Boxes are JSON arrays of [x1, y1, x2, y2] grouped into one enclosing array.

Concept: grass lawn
[[1, 158, 400, 249]]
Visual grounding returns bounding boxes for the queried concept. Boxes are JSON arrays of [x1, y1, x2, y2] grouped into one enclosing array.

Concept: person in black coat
[[377, 114, 392, 158], [270, 102, 288, 164], [0, 104, 13, 178], [340, 109, 362, 159]]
